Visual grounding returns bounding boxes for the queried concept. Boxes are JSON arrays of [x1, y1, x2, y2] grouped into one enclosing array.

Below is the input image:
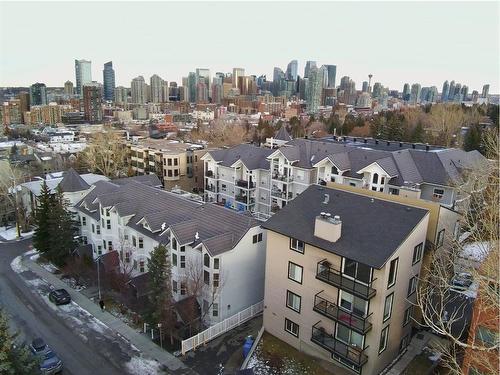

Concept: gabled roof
[[59, 168, 91, 192], [274, 126, 292, 142], [208, 144, 273, 170], [262, 185, 429, 269]]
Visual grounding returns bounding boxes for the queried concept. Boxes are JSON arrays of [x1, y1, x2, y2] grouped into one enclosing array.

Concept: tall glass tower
[[29, 83, 47, 106], [75, 59, 92, 96], [103, 61, 115, 102]]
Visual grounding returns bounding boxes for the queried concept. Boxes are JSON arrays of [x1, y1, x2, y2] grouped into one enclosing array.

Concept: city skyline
[[0, 1, 499, 93]]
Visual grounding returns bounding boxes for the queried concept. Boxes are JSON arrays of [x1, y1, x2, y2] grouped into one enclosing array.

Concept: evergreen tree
[[32, 181, 52, 256], [0, 309, 39, 375], [463, 124, 483, 153], [47, 186, 77, 267], [411, 122, 426, 143]]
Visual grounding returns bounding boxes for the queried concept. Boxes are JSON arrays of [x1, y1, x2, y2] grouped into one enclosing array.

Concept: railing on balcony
[[235, 179, 256, 189], [205, 185, 216, 192], [313, 293, 372, 334], [311, 323, 368, 367], [272, 173, 293, 182], [271, 205, 280, 213], [205, 170, 216, 178], [316, 261, 376, 300], [235, 195, 255, 205]]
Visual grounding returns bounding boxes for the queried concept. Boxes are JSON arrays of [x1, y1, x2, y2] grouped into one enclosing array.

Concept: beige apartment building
[[262, 185, 430, 375], [128, 138, 210, 192]]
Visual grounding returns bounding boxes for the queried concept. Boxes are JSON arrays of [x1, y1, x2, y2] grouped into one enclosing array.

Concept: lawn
[[247, 331, 333, 375]]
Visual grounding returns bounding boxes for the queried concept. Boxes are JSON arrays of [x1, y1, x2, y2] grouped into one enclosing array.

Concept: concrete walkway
[[22, 255, 197, 375]]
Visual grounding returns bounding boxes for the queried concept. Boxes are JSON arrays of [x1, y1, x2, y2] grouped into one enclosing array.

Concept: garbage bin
[[243, 335, 254, 358]]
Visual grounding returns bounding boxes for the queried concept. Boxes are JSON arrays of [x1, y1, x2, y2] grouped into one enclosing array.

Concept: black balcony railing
[[313, 293, 372, 334], [316, 261, 376, 300], [205, 170, 215, 177], [311, 324, 368, 367], [205, 185, 215, 192], [235, 179, 256, 189]]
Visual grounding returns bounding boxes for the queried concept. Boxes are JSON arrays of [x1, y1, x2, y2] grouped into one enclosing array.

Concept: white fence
[[181, 300, 264, 355]]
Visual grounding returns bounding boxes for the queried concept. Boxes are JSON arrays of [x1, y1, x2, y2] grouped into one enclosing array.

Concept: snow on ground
[[10, 256, 28, 273], [40, 262, 59, 274], [125, 357, 162, 375], [0, 226, 19, 240]]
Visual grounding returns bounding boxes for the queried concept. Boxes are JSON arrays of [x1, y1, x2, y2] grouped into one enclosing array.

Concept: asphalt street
[[0, 238, 132, 375]]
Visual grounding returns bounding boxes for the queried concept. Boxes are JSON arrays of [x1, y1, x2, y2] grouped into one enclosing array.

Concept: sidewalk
[[23, 255, 197, 375]]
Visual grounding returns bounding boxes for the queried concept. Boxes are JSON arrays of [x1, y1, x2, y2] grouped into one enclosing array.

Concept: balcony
[[205, 185, 216, 192], [235, 179, 256, 189], [271, 190, 293, 200], [316, 261, 376, 300], [311, 323, 368, 367], [235, 195, 255, 205], [313, 293, 372, 334], [272, 173, 293, 183], [205, 170, 217, 178]]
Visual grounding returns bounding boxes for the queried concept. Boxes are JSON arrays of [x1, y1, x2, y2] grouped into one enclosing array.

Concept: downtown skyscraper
[[285, 60, 298, 81], [103, 61, 115, 102], [75, 59, 92, 96], [29, 82, 47, 106]]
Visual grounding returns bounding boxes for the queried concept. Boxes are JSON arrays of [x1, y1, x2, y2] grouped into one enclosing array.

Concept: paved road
[[0, 238, 129, 375]]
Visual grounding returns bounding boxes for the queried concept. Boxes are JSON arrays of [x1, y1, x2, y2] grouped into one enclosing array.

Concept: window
[[288, 262, 303, 284], [372, 173, 379, 184], [383, 293, 394, 322], [407, 275, 418, 297], [476, 326, 498, 347], [167, 158, 172, 166], [379, 326, 389, 354], [174, 158, 178, 166], [91, 223, 95, 233], [213, 273, 219, 288], [180, 255, 185, 268], [82, 216, 86, 226], [106, 219, 111, 230], [336, 324, 364, 348], [174, 169, 179, 177], [339, 291, 368, 317], [343, 258, 371, 284], [108, 241, 112, 251], [172, 253, 177, 267], [172, 280, 178, 294], [433, 188, 444, 199], [138, 237, 144, 249], [180, 245, 185, 252], [387, 258, 398, 288], [389, 187, 400, 195], [106, 209, 110, 217], [204, 253, 210, 267], [97, 245, 102, 255], [214, 258, 220, 269], [331, 166, 339, 175], [290, 238, 304, 253], [139, 260, 145, 273], [96, 225, 101, 235], [412, 243, 423, 264], [349, 182, 356, 187], [168, 170, 172, 177], [436, 229, 445, 248], [172, 238, 177, 250], [180, 281, 186, 295], [212, 303, 218, 317], [284, 318, 299, 337], [403, 306, 412, 326], [252, 233, 263, 244], [102, 239, 106, 248], [286, 290, 301, 313], [204, 271, 210, 285], [132, 236, 137, 247]]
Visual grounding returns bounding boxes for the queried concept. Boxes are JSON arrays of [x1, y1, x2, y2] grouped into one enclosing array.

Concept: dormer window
[[331, 166, 339, 175]]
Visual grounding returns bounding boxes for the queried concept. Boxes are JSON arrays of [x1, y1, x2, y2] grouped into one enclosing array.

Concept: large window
[[286, 290, 301, 313], [81, 216, 86, 226], [204, 270, 210, 285], [138, 237, 144, 249], [379, 326, 389, 354], [412, 243, 423, 264], [383, 293, 394, 322], [204, 253, 210, 267], [252, 233, 263, 244], [288, 262, 303, 284], [387, 258, 398, 288], [172, 253, 177, 267], [407, 275, 418, 297], [214, 258, 220, 269], [290, 238, 304, 253], [339, 291, 368, 317], [433, 188, 444, 199], [284, 318, 299, 337], [336, 324, 364, 348], [180, 255, 186, 268], [343, 259, 371, 284]]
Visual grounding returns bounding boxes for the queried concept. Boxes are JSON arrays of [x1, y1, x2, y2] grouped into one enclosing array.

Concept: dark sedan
[[48, 289, 71, 305]]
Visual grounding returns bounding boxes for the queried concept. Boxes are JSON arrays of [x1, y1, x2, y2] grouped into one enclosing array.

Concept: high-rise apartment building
[[402, 83, 410, 102], [64, 81, 74, 96], [29, 83, 47, 106], [82, 82, 102, 124], [304, 61, 317, 78], [18, 92, 30, 114], [481, 84, 490, 98], [150, 74, 165, 103], [441, 80, 449, 102], [103, 61, 115, 102], [233, 68, 245, 89], [306, 66, 325, 113], [372, 82, 382, 99], [196, 68, 211, 97], [448, 80, 456, 102], [324, 64, 337, 88], [187, 72, 197, 103], [286, 60, 298, 81], [409, 83, 421, 105], [362, 81, 368, 93], [131, 76, 147, 104], [75, 59, 92, 96]]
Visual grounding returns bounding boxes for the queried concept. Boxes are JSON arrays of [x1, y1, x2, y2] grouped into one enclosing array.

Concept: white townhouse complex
[[203, 137, 486, 217], [262, 185, 430, 375], [75, 177, 266, 325]]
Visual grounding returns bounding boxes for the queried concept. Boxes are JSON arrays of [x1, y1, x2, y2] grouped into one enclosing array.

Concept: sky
[[0, 1, 499, 93]]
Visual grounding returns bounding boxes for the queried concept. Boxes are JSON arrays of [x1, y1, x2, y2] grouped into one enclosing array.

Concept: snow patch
[[125, 356, 162, 375], [40, 262, 60, 274], [10, 256, 27, 273], [0, 226, 19, 240]]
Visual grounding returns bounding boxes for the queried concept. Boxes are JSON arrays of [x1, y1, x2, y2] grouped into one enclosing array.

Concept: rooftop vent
[[425, 145, 430, 151], [364, 139, 368, 144], [323, 194, 330, 204], [399, 142, 403, 147], [315, 213, 341, 242], [387, 141, 390, 146], [412, 144, 416, 149]]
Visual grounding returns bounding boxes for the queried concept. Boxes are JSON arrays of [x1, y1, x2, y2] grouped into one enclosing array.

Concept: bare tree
[[80, 128, 128, 178], [416, 132, 499, 374], [0, 161, 30, 231]]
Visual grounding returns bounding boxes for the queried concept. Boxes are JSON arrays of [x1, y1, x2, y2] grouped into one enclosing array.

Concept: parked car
[[30, 338, 63, 374], [450, 272, 473, 291], [48, 289, 71, 305]]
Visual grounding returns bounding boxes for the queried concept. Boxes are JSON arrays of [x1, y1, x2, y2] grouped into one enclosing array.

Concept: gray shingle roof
[[112, 174, 162, 187], [208, 144, 273, 170], [262, 185, 429, 269], [274, 126, 292, 142]]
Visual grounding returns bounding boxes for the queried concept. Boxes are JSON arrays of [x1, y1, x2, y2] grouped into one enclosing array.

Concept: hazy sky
[[1, 1, 499, 92]]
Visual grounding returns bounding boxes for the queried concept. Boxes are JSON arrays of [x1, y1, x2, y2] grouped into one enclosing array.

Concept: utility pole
[[11, 176, 21, 239]]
